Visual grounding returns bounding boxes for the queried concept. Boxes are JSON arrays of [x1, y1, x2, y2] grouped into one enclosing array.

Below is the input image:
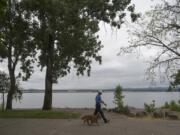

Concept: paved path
[[0, 110, 180, 135]]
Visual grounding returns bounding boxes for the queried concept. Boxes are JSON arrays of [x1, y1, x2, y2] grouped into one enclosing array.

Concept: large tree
[[120, 0, 180, 82], [0, 0, 36, 110], [25, 0, 138, 110]]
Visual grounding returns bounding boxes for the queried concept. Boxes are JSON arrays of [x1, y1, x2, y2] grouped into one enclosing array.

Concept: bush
[[114, 85, 124, 109], [113, 85, 129, 114], [0, 103, 2, 111], [164, 102, 169, 108], [121, 105, 130, 114], [144, 100, 156, 114], [113, 105, 130, 115], [170, 100, 178, 109], [178, 100, 180, 105], [162, 100, 180, 112]]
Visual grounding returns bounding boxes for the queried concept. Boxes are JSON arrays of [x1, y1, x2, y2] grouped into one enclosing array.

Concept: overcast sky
[[0, 0, 169, 89]]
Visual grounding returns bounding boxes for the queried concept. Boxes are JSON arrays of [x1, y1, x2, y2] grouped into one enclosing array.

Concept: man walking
[[94, 90, 109, 123]]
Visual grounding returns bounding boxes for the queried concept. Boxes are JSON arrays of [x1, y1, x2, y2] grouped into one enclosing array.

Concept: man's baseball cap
[[98, 90, 103, 93]]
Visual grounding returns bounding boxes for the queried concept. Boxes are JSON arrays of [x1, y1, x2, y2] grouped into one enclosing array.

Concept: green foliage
[[114, 85, 124, 109], [0, 0, 6, 16], [0, 109, 80, 119], [164, 102, 169, 108], [144, 100, 156, 113], [0, 0, 6, 47], [0, 0, 36, 80], [167, 85, 174, 92], [0, 70, 22, 100], [23, 0, 139, 79], [0, 0, 36, 109], [171, 70, 180, 86], [113, 85, 129, 114], [162, 100, 180, 112], [0, 103, 2, 111], [0, 71, 9, 111], [0, 0, 7, 48], [113, 105, 130, 115], [0, 71, 10, 92]]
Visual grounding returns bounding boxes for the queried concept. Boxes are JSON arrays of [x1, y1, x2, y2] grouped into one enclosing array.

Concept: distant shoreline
[[1, 87, 180, 93]]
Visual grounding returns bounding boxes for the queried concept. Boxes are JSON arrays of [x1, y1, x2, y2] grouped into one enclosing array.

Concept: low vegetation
[[0, 109, 80, 119], [144, 100, 156, 114], [162, 100, 180, 112], [113, 85, 130, 114], [0, 103, 2, 111]]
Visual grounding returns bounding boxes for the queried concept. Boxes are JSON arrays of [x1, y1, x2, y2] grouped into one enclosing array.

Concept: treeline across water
[[0, 87, 179, 93]]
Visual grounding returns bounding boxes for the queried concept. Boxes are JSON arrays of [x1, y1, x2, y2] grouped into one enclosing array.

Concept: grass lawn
[[0, 109, 80, 119]]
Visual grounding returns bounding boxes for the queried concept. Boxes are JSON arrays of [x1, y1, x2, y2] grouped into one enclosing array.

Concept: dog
[[81, 113, 100, 126]]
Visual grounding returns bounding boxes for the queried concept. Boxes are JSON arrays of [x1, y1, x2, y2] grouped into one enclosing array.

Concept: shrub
[[114, 85, 124, 109], [170, 100, 178, 109], [0, 103, 2, 111], [144, 100, 156, 114], [164, 102, 169, 108], [113, 105, 130, 115], [121, 105, 130, 114], [113, 85, 129, 114], [162, 100, 180, 112]]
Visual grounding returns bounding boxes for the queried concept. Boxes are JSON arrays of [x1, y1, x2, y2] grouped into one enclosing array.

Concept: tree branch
[[147, 34, 180, 57]]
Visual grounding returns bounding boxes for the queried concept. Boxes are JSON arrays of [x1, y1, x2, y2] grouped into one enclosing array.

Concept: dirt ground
[[0, 109, 180, 135]]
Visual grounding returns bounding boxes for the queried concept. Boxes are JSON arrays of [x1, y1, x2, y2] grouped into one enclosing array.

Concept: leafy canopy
[[24, 0, 139, 81], [0, 0, 36, 80]]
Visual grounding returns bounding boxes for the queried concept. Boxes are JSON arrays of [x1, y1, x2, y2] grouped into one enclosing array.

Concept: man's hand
[[101, 100, 107, 107]]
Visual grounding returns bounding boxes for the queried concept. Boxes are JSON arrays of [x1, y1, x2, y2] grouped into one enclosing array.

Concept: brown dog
[[81, 113, 100, 126]]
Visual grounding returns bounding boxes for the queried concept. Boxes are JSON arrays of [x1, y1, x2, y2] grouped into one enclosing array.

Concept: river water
[[1, 92, 180, 109]]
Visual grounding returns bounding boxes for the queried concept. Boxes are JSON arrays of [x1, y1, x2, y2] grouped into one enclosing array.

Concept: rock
[[153, 109, 166, 118], [153, 111, 163, 118], [166, 111, 179, 120], [152, 109, 172, 119], [153, 109, 179, 120], [128, 112, 136, 117], [136, 111, 147, 117], [107, 109, 113, 112], [168, 114, 179, 120], [111, 107, 130, 115], [112, 108, 119, 113]]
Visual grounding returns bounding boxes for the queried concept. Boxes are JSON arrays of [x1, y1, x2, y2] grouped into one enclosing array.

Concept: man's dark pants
[[94, 103, 107, 123]]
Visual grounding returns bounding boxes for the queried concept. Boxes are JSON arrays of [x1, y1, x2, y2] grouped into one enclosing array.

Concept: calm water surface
[[1, 92, 180, 109]]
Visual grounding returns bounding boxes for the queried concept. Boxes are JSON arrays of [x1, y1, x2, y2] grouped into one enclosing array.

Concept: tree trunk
[[42, 33, 54, 110], [2, 90, 5, 112], [42, 65, 53, 110], [6, 68, 16, 110], [6, 0, 16, 110]]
